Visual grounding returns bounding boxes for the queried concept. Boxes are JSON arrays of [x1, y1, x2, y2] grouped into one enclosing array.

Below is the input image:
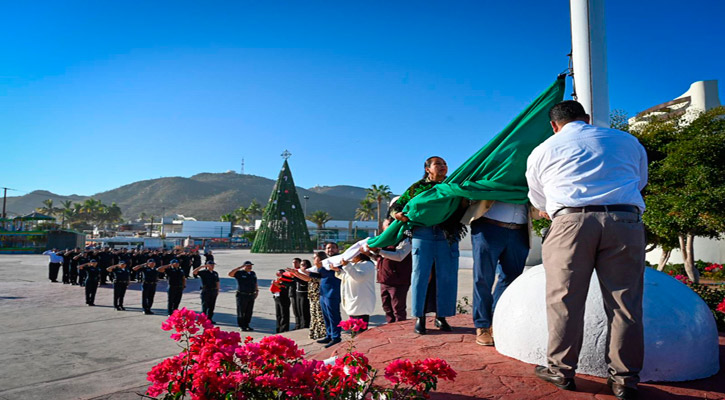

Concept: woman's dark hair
[[355, 253, 371, 262], [301, 259, 312, 269], [315, 251, 327, 260], [423, 156, 444, 179]]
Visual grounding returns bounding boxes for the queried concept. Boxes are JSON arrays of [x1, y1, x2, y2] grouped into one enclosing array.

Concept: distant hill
[[4, 172, 369, 221]]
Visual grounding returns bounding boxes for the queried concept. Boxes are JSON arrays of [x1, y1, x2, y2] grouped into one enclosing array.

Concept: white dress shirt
[[526, 121, 648, 217], [377, 238, 412, 261], [484, 202, 528, 224], [340, 260, 376, 316]]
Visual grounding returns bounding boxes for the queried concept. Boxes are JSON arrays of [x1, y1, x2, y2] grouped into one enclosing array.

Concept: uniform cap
[[242, 261, 254, 266], [206, 260, 216, 265], [90, 259, 97, 263], [171, 259, 179, 264], [119, 260, 126, 264]]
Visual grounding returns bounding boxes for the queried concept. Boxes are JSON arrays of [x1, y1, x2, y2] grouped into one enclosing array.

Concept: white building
[[630, 80, 724, 264]]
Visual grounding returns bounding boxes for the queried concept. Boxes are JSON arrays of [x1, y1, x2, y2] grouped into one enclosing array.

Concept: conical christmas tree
[[251, 156, 313, 253]]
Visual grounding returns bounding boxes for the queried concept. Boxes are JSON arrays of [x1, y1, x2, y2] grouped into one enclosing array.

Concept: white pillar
[[570, 0, 610, 127]]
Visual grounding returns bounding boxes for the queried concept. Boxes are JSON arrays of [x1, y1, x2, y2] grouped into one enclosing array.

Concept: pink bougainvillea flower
[[338, 317, 368, 332], [716, 298, 725, 314]]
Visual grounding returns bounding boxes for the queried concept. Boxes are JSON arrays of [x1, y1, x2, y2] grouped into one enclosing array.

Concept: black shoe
[[88, 303, 95, 306], [120, 306, 126, 311], [316, 337, 332, 344], [116, 306, 122, 311], [324, 338, 342, 348], [608, 377, 638, 399], [414, 317, 426, 335], [144, 310, 154, 315], [534, 366, 576, 391], [434, 317, 452, 331], [51, 280, 58, 283], [241, 327, 249, 331], [246, 326, 254, 331]]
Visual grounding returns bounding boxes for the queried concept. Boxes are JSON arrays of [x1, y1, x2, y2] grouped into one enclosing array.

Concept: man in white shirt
[[463, 200, 535, 347], [42, 248, 64, 283], [525, 100, 647, 400]]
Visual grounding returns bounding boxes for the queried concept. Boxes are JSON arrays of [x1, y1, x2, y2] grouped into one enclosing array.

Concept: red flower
[[717, 298, 725, 314], [339, 317, 368, 332]]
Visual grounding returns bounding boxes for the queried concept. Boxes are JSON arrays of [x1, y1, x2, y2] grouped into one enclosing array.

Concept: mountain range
[[4, 172, 370, 221]]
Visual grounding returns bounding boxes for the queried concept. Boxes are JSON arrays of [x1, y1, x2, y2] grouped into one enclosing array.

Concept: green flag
[[368, 76, 565, 248]]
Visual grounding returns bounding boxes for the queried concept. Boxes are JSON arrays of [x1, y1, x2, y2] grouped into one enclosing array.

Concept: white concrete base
[[492, 265, 720, 382]]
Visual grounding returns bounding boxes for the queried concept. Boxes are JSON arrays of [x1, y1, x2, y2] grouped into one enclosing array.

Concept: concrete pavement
[[0, 249, 475, 400]]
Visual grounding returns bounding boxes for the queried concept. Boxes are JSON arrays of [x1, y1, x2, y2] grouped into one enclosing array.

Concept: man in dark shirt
[[107, 260, 130, 310], [133, 259, 160, 315], [190, 250, 202, 279], [289, 258, 301, 330], [78, 259, 101, 306], [159, 259, 186, 316], [193, 260, 220, 323], [97, 247, 113, 285], [177, 250, 192, 278], [68, 248, 81, 285], [74, 251, 91, 287], [228, 261, 258, 331], [60, 249, 72, 284]]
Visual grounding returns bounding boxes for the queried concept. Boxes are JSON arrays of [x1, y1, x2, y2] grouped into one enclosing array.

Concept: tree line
[[36, 198, 123, 231]]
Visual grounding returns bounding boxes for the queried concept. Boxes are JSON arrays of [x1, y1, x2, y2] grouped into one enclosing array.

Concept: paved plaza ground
[[0, 249, 474, 400]]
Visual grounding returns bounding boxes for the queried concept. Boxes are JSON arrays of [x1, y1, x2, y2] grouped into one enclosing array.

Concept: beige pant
[[542, 211, 645, 388]]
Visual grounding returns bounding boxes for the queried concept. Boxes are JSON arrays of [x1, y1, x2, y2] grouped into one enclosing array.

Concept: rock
[[492, 265, 720, 382]]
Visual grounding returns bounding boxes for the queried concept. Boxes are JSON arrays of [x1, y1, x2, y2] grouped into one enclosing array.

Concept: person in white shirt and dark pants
[[42, 249, 63, 283], [526, 100, 647, 400]]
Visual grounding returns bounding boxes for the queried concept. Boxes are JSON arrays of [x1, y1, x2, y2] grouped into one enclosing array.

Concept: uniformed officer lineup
[[40, 242, 410, 349], [39, 247, 317, 336]]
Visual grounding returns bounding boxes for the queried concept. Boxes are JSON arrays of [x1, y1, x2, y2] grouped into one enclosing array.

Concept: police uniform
[[140, 264, 159, 314], [165, 265, 186, 315], [233, 269, 257, 330], [83, 262, 101, 305], [195, 266, 220, 322], [112, 266, 130, 310], [75, 254, 90, 287]]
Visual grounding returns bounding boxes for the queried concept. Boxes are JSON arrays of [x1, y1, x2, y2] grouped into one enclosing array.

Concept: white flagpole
[[570, 0, 610, 127]]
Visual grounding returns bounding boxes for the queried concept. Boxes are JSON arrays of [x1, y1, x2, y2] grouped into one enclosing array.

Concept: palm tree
[[246, 200, 263, 221], [355, 198, 376, 221], [306, 210, 331, 230], [220, 213, 239, 227], [138, 212, 148, 223], [37, 199, 60, 219], [61, 200, 73, 228], [234, 206, 251, 225], [366, 184, 392, 232]]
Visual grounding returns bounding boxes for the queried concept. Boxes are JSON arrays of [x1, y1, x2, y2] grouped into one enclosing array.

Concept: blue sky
[[1, 1, 723, 199]]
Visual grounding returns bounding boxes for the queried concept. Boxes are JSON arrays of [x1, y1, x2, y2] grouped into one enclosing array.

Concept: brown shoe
[[534, 366, 577, 391], [476, 327, 494, 346], [608, 377, 638, 399]]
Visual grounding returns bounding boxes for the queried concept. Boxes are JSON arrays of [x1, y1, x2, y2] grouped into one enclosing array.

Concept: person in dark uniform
[[97, 247, 112, 285], [107, 260, 130, 310], [74, 251, 91, 287], [69, 247, 81, 285], [78, 259, 101, 306], [204, 250, 214, 264], [193, 260, 220, 323], [271, 269, 295, 333], [291, 260, 310, 329], [190, 250, 202, 279], [228, 261, 258, 331], [177, 250, 192, 278], [60, 249, 72, 284], [133, 259, 160, 315], [158, 259, 186, 316], [289, 258, 301, 329]]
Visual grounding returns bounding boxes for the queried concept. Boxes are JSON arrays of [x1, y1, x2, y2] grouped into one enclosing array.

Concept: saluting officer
[[228, 261, 259, 331], [193, 260, 220, 324], [78, 259, 101, 306], [133, 259, 160, 315], [158, 259, 186, 316], [190, 250, 202, 279], [107, 260, 130, 310]]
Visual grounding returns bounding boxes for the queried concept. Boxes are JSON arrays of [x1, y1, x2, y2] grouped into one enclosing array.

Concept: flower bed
[[145, 309, 456, 399], [669, 270, 725, 331]]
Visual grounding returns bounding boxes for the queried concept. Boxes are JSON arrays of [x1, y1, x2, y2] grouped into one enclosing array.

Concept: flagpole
[[570, 0, 610, 127]]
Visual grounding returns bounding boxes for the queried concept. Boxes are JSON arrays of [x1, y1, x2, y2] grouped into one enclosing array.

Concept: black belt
[[237, 291, 256, 295], [553, 205, 640, 219], [481, 217, 527, 230]]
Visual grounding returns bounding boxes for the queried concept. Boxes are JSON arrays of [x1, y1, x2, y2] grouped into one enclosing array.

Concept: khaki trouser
[[543, 211, 645, 388]]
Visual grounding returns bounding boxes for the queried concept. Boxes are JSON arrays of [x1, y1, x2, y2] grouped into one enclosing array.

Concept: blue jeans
[[319, 292, 342, 340], [411, 226, 459, 318], [471, 220, 529, 328]]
